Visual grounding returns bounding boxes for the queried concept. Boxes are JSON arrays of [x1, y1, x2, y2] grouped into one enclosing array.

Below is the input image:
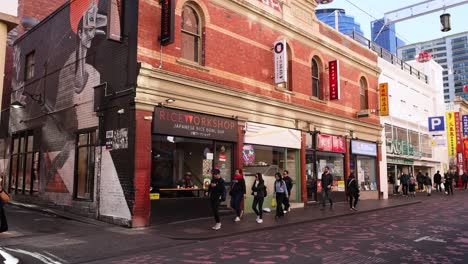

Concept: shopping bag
[[0, 191, 10, 203], [271, 197, 277, 208]]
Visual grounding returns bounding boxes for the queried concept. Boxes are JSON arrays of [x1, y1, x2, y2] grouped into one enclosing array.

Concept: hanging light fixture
[[318, 0, 334, 4], [440, 13, 451, 32]]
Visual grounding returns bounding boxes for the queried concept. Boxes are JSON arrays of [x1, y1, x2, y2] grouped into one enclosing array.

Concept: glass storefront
[[316, 152, 345, 192], [350, 140, 378, 192], [151, 135, 234, 198], [242, 144, 299, 201]]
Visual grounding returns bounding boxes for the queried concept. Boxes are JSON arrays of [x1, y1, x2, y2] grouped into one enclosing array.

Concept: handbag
[[271, 197, 277, 208], [0, 191, 9, 203]]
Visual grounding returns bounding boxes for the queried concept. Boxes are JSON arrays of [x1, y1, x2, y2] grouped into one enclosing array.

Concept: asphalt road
[[2, 191, 468, 264], [93, 192, 468, 264]]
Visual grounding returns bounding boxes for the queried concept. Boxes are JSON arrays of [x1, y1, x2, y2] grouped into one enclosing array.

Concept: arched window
[[181, 4, 202, 64], [360, 77, 368, 110], [312, 57, 320, 98]]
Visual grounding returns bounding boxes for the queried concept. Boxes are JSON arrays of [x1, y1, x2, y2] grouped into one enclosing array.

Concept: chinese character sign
[[379, 83, 389, 116], [463, 115, 468, 136], [446, 111, 456, 157], [329, 60, 340, 100], [455, 112, 462, 152]]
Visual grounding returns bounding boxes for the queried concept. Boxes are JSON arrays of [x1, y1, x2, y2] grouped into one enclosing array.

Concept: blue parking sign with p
[[428, 116, 445, 132]]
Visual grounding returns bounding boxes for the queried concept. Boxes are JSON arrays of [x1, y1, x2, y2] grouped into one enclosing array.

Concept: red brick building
[[4, 0, 381, 227]]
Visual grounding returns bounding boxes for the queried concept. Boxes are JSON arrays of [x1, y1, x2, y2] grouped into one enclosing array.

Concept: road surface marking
[[4, 248, 62, 264], [0, 248, 19, 264], [414, 236, 446, 243]]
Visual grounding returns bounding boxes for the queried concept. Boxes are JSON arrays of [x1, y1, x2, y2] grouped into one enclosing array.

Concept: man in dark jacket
[[416, 171, 425, 192], [400, 172, 410, 196], [424, 173, 432, 196], [434, 171, 442, 192], [445, 171, 454, 195], [321, 166, 334, 209], [462, 171, 468, 190], [206, 169, 225, 230], [282, 170, 293, 212]]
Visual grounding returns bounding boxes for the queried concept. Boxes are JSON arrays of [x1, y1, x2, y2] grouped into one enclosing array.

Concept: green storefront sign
[[386, 140, 422, 157], [387, 157, 414, 165]]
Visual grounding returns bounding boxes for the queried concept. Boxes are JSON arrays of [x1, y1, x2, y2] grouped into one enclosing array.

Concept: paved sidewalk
[[151, 196, 422, 241]]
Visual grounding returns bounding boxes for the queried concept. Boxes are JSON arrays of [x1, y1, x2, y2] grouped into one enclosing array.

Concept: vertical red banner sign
[[455, 112, 462, 152], [329, 60, 340, 100]]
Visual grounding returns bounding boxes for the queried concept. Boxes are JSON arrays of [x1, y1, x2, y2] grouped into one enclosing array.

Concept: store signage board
[[455, 112, 462, 152], [160, 0, 175, 45], [329, 60, 340, 100], [153, 108, 238, 142], [379, 83, 389, 116], [351, 140, 377, 156], [463, 115, 468, 136], [244, 122, 301, 149], [274, 39, 287, 84], [446, 111, 456, 157], [316, 134, 346, 153]]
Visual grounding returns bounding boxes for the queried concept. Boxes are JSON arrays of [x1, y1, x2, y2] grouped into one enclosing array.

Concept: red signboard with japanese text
[[328, 60, 340, 100], [317, 134, 346, 153], [455, 112, 462, 152]]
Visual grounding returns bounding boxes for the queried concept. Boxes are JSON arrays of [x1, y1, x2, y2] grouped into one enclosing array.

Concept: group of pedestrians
[[206, 169, 294, 231]]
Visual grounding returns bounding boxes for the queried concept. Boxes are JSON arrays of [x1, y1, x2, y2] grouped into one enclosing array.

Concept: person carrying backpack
[[346, 173, 360, 211]]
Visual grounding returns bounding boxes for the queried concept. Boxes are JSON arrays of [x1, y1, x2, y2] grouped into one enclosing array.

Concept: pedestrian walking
[[462, 171, 468, 190], [230, 169, 246, 222], [320, 166, 334, 209], [409, 174, 416, 197], [454, 172, 460, 189], [400, 172, 410, 197], [273, 172, 288, 218], [416, 171, 425, 192], [445, 171, 454, 195], [425, 173, 432, 196], [206, 169, 225, 230], [282, 170, 293, 213], [251, 173, 266, 224], [434, 171, 442, 192], [346, 173, 360, 211], [0, 178, 10, 233]]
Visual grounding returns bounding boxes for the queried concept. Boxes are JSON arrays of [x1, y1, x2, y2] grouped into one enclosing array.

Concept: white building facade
[[379, 58, 448, 199], [398, 31, 468, 103]]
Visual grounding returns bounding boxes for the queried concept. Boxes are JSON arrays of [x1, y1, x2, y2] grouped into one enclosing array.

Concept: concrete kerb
[[157, 200, 422, 241]]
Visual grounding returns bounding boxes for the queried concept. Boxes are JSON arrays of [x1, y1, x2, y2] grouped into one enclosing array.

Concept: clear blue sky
[[318, 0, 468, 45]]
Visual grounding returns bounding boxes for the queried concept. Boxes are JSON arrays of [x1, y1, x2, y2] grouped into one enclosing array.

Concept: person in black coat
[[251, 173, 266, 223], [282, 170, 293, 212], [206, 169, 225, 230], [416, 171, 425, 192], [445, 171, 454, 195], [433, 171, 442, 192], [424, 173, 432, 196], [462, 171, 468, 190], [347, 173, 360, 211], [321, 166, 334, 209]]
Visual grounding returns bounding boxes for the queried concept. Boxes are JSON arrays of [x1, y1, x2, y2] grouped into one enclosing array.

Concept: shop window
[[359, 77, 368, 110], [355, 156, 377, 191], [74, 130, 96, 200], [25, 51, 35, 80], [181, 4, 203, 64], [242, 145, 299, 199], [9, 131, 39, 194], [316, 152, 345, 192], [151, 135, 234, 198], [312, 57, 321, 98]]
